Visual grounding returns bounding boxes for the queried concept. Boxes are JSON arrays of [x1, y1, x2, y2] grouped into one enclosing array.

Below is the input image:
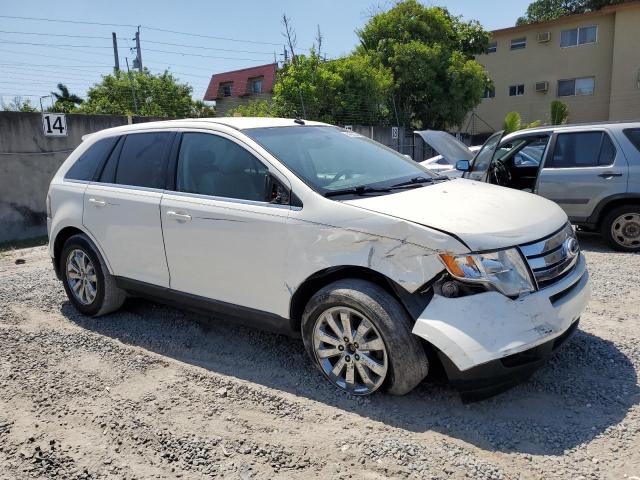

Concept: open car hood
[[342, 179, 568, 251], [415, 130, 474, 164]]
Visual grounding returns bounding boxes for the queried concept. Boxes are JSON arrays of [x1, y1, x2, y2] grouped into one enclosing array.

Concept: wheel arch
[[587, 194, 640, 228], [288, 265, 433, 333], [52, 225, 112, 279]]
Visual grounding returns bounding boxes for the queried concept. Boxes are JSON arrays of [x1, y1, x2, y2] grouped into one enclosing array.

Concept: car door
[[535, 130, 628, 221], [83, 131, 175, 287], [160, 130, 292, 316], [463, 131, 505, 181]]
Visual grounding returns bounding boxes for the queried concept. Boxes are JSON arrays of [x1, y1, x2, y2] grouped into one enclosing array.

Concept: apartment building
[[203, 63, 277, 117], [470, 1, 640, 135]]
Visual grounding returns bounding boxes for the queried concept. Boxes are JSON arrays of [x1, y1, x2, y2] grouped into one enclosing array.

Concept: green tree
[[356, 0, 490, 129], [550, 100, 569, 124], [227, 99, 274, 117], [1, 96, 38, 112], [78, 69, 212, 117], [516, 0, 626, 25], [272, 52, 392, 124], [50, 83, 83, 113]]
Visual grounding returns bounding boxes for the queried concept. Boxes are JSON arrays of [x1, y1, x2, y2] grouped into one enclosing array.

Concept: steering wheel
[[331, 169, 355, 182], [490, 159, 512, 186]]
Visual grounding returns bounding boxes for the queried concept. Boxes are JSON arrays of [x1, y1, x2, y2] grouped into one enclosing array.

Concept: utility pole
[[125, 57, 138, 114], [112, 32, 120, 72], [134, 26, 143, 72]]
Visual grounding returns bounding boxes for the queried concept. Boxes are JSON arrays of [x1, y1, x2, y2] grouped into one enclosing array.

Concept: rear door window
[[548, 131, 616, 168], [114, 132, 174, 189], [65, 137, 118, 181]]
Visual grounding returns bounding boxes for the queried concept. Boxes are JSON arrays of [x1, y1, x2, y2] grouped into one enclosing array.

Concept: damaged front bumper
[[412, 253, 590, 396]]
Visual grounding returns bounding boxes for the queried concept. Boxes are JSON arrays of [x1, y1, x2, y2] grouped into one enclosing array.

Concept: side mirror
[[455, 160, 470, 172]]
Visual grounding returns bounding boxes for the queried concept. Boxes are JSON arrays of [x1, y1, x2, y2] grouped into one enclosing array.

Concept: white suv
[[47, 118, 591, 398]]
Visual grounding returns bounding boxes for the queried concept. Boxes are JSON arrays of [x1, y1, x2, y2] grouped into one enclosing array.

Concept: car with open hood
[[47, 118, 590, 398], [417, 123, 640, 251]]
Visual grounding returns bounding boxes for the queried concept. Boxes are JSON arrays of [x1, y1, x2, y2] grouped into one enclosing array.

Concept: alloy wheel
[[312, 306, 388, 395], [611, 213, 640, 248], [66, 249, 98, 305]]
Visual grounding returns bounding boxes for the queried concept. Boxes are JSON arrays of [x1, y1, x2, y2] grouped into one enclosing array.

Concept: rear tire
[[60, 234, 126, 316], [601, 205, 640, 252], [301, 279, 429, 396]]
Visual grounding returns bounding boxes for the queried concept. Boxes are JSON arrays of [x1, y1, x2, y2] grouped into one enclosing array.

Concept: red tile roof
[[203, 63, 278, 100]]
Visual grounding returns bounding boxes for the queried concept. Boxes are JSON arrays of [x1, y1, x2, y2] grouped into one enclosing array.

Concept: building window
[[510, 37, 526, 50], [487, 41, 497, 53], [560, 25, 597, 47], [483, 86, 496, 98], [509, 84, 525, 96], [557, 77, 595, 96], [220, 82, 233, 97], [249, 76, 263, 94]]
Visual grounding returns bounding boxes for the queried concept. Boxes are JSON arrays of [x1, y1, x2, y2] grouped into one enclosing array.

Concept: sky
[[0, 0, 530, 107]]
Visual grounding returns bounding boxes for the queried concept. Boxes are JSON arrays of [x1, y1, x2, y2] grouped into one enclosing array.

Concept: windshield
[[244, 126, 436, 194]]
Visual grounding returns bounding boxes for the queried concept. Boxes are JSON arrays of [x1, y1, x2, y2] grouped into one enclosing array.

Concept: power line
[[142, 26, 283, 47], [0, 14, 136, 28], [0, 14, 296, 49], [0, 29, 112, 40], [0, 39, 273, 61]]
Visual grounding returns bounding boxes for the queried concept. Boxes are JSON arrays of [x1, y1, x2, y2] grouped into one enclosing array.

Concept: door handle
[[166, 210, 192, 222], [88, 198, 106, 207], [598, 172, 623, 178]]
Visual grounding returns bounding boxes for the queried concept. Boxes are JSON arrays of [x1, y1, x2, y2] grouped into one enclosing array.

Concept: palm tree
[[51, 83, 83, 112]]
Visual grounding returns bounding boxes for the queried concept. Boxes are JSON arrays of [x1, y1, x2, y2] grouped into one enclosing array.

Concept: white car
[[47, 118, 590, 398], [421, 145, 481, 174]]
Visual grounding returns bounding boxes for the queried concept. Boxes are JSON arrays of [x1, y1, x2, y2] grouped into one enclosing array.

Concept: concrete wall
[[0, 112, 163, 243]]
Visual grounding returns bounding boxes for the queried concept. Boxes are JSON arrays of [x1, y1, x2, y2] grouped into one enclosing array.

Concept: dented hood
[[342, 179, 568, 251]]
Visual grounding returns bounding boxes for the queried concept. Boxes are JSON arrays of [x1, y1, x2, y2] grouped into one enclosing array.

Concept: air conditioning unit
[[537, 31, 551, 43], [535, 81, 549, 92]]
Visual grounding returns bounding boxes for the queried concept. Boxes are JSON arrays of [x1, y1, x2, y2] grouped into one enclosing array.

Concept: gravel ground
[[0, 233, 638, 479]]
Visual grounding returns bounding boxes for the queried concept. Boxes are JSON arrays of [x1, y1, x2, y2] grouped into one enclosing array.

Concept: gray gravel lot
[[0, 233, 638, 479]]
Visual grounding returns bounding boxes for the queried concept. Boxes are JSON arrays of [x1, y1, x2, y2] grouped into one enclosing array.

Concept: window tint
[[65, 137, 118, 181], [510, 37, 526, 50], [487, 41, 497, 53], [549, 132, 616, 168], [177, 132, 268, 201], [115, 132, 173, 189], [557, 79, 575, 97], [483, 86, 495, 98], [560, 28, 578, 47], [509, 84, 524, 96], [578, 25, 597, 44], [98, 137, 122, 183], [561, 26, 597, 47], [558, 77, 594, 96], [624, 128, 640, 153], [470, 132, 502, 177]]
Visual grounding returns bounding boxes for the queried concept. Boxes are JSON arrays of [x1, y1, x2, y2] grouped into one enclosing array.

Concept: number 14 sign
[[42, 113, 68, 137]]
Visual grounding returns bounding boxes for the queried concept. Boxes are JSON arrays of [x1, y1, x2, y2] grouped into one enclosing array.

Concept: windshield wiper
[[324, 185, 392, 197], [389, 176, 435, 188]]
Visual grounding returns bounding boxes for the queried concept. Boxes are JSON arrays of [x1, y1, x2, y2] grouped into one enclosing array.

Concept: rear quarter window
[[623, 128, 640, 153], [65, 137, 118, 181]]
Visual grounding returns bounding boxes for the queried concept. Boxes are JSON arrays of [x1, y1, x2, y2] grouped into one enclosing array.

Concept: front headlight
[[439, 248, 535, 297]]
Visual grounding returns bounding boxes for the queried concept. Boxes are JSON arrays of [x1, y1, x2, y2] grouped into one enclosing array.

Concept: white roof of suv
[[81, 117, 331, 141]]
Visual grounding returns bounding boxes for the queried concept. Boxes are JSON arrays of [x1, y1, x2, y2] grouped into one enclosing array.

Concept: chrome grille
[[519, 223, 580, 289]]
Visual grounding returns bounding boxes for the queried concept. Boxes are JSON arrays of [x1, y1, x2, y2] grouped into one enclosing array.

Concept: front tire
[[60, 234, 126, 316], [301, 279, 429, 396], [601, 205, 640, 252]]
